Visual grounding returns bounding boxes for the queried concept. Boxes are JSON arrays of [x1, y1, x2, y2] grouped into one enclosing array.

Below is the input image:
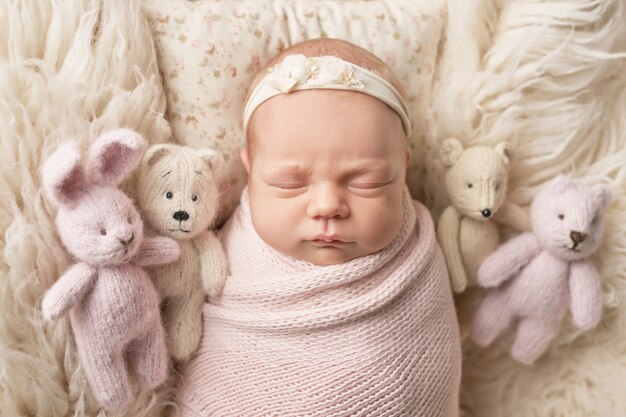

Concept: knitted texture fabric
[[471, 176, 611, 364], [174, 187, 462, 417], [437, 138, 531, 294], [137, 144, 228, 361], [40, 129, 180, 410]]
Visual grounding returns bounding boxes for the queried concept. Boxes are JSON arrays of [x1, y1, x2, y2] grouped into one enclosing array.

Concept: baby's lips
[[311, 233, 347, 243]]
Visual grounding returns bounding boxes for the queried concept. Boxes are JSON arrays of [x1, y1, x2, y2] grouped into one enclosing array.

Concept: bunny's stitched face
[[56, 187, 144, 265], [531, 177, 611, 261], [42, 129, 148, 266]]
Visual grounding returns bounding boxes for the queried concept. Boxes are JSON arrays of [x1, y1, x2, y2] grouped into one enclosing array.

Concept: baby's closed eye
[[346, 170, 395, 190], [269, 181, 307, 190], [263, 174, 308, 196], [348, 180, 391, 189]]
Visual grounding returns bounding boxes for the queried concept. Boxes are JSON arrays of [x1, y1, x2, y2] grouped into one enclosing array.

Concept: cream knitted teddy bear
[[137, 144, 227, 362], [437, 138, 530, 293]]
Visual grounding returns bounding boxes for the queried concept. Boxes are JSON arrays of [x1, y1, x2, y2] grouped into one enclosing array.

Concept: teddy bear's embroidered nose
[[570, 231, 587, 244], [173, 210, 190, 222], [481, 209, 492, 218]]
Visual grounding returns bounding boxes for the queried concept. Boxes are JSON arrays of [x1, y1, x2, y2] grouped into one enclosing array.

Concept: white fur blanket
[[432, 1, 626, 416], [1, 0, 625, 416], [0, 1, 175, 416]]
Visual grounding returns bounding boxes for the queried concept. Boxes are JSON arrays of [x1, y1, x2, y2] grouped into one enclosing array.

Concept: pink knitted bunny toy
[[41, 129, 180, 409], [471, 176, 610, 364]]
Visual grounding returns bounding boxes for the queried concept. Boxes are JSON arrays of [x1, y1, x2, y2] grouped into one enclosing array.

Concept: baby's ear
[[199, 148, 224, 172], [495, 142, 514, 166], [440, 138, 464, 168], [88, 128, 147, 186], [42, 141, 88, 207], [143, 144, 177, 168], [239, 147, 251, 175], [593, 184, 612, 211]]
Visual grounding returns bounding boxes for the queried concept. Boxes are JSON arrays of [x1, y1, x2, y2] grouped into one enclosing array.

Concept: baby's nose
[[307, 186, 349, 219]]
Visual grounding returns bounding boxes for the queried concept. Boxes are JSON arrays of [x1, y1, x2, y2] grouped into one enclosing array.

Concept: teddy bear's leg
[[164, 291, 204, 361], [511, 318, 561, 365], [128, 317, 168, 389], [77, 340, 132, 409], [471, 289, 514, 347]]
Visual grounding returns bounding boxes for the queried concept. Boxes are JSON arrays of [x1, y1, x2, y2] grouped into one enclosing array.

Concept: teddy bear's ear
[[495, 142, 514, 166], [143, 144, 178, 168], [593, 184, 612, 210], [88, 128, 147, 186], [199, 148, 224, 172], [440, 138, 464, 168], [42, 141, 88, 207], [549, 175, 575, 193]]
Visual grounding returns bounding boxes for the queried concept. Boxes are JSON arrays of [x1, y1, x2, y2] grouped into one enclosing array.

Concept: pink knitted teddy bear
[[471, 176, 611, 364], [41, 129, 180, 409]]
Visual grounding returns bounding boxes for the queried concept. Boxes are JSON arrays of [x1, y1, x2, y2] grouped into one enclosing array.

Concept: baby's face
[[241, 90, 410, 265]]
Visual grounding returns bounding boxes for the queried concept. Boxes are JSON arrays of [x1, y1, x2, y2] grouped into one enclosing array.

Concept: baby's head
[[241, 39, 411, 266]]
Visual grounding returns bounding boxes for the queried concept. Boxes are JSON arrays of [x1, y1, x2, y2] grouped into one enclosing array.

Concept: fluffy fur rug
[[429, 1, 626, 416], [0, 1, 174, 415], [1, 0, 625, 416]]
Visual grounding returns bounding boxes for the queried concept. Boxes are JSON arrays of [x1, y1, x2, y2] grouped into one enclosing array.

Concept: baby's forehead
[[249, 90, 404, 146]]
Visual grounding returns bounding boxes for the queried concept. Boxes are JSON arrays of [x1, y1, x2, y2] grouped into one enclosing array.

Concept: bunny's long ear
[[42, 141, 88, 207], [88, 128, 147, 186]]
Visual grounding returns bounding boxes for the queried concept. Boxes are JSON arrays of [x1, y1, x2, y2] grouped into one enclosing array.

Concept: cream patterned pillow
[[144, 0, 445, 220]]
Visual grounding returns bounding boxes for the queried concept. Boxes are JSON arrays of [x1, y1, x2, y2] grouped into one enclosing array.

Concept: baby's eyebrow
[[269, 163, 306, 175], [344, 160, 390, 174]]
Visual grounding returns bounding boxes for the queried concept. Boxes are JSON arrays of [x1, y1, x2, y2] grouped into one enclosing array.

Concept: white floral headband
[[243, 54, 411, 136]]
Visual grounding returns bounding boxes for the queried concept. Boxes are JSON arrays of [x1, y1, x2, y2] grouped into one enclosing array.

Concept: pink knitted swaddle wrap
[[175, 188, 461, 417]]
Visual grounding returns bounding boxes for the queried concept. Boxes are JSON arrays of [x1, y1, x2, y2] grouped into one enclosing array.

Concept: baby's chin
[[305, 249, 356, 266]]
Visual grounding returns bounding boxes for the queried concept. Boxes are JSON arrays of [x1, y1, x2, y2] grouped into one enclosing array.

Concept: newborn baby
[[175, 38, 461, 417]]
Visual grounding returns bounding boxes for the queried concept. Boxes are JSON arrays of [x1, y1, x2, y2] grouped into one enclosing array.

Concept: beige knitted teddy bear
[[137, 144, 227, 362], [437, 138, 530, 293]]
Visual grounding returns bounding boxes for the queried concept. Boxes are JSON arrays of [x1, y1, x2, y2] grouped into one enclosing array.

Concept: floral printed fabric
[[144, 0, 445, 219]]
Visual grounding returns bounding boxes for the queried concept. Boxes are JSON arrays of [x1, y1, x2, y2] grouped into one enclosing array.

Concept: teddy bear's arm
[[42, 262, 97, 321], [569, 260, 602, 331], [437, 205, 468, 293], [132, 236, 180, 266], [493, 201, 532, 232], [194, 231, 228, 298], [477, 232, 540, 288]]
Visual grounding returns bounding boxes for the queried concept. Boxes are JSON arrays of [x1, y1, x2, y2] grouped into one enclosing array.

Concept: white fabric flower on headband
[[267, 54, 364, 93]]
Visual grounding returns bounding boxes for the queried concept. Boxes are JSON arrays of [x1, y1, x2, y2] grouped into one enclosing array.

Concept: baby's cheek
[[249, 193, 301, 250], [356, 197, 404, 251]]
